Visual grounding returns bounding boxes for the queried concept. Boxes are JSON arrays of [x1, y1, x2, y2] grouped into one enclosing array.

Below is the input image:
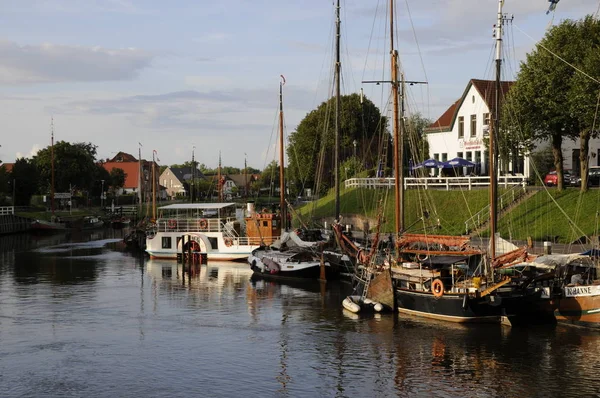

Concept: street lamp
[[353, 139, 357, 158]]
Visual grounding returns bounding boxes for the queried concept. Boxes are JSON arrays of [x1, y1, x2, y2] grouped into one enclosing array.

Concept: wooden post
[[319, 253, 326, 282]]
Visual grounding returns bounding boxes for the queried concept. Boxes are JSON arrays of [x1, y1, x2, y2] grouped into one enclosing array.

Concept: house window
[[470, 115, 476, 137], [457, 152, 463, 159], [475, 151, 481, 165], [466, 152, 473, 162], [161, 237, 172, 249], [441, 153, 448, 162], [458, 116, 464, 139], [434, 154, 439, 161], [483, 113, 490, 125]]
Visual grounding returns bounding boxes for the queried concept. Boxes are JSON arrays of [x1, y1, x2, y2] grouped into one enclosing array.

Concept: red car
[[544, 170, 574, 186]]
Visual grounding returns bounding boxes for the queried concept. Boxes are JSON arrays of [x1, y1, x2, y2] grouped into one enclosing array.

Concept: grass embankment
[[296, 187, 490, 236], [297, 187, 600, 243], [497, 188, 600, 243]]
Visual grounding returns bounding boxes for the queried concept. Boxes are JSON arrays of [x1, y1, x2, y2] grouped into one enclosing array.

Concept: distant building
[[101, 151, 159, 202], [0, 163, 14, 173], [425, 79, 600, 178], [159, 166, 206, 199]]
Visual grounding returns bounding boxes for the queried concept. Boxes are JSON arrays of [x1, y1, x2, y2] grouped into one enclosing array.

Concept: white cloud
[[0, 40, 154, 84]]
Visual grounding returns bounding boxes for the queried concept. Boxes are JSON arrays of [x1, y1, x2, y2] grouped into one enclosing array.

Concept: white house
[[425, 79, 600, 178]]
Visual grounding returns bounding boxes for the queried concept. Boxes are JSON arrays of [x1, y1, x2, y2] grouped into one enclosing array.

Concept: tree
[[11, 158, 39, 206], [109, 168, 127, 195], [34, 141, 99, 193], [286, 93, 388, 195], [405, 113, 431, 167], [503, 16, 600, 191], [259, 160, 281, 195]]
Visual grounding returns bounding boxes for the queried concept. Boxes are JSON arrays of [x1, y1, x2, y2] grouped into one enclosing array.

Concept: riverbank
[[296, 186, 600, 244]]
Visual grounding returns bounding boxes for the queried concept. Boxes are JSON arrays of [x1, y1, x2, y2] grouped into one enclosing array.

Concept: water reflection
[[3, 232, 600, 397]]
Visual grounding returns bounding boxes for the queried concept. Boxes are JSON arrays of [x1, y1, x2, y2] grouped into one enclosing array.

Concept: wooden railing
[[0, 206, 14, 215], [344, 176, 528, 190]]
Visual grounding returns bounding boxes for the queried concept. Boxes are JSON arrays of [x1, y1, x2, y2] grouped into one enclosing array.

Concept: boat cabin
[[245, 211, 281, 246]]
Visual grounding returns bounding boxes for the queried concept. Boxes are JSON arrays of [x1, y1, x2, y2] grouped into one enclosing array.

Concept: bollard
[[346, 224, 351, 233], [543, 241, 552, 255]]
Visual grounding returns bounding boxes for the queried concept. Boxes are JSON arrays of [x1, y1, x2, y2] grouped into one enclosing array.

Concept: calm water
[[1, 230, 600, 398]]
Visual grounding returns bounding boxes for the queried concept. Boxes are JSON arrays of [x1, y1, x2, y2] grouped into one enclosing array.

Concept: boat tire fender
[[168, 219, 177, 229], [224, 237, 233, 247], [199, 219, 208, 230], [432, 279, 444, 298], [417, 253, 429, 262]]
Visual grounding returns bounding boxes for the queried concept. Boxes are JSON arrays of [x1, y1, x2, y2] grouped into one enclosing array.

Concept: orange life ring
[[432, 279, 444, 298], [167, 219, 177, 229], [199, 219, 208, 230], [224, 237, 233, 247]]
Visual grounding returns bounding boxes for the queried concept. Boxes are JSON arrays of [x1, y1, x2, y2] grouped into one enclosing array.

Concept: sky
[[0, 0, 597, 170]]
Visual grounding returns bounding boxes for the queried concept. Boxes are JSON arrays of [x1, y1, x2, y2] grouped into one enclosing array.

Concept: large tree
[[11, 158, 39, 206], [286, 93, 388, 195], [503, 16, 600, 190], [34, 141, 99, 193]]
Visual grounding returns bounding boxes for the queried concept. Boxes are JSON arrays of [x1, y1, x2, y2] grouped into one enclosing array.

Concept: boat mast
[[138, 142, 143, 212], [50, 117, 55, 216], [279, 75, 287, 230], [490, 0, 504, 261], [152, 150, 157, 221], [334, 0, 341, 222], [191, 146, 195, 203], [218, 151, 222, 202], [390, 0, 402, 236]]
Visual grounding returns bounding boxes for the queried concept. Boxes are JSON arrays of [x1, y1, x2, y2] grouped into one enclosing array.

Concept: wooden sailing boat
[[247, 76, 342, 280], [341, 0, 522, 321], [31, 118, 68, 231]]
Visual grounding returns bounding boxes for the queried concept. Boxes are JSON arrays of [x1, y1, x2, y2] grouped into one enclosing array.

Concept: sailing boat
[[341, 0, 529, 321], [32, 118, 68, 232], [248, 76, 343, 280]]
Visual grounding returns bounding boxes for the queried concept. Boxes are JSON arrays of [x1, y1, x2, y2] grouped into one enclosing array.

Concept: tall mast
[[218, 151, 222, 202], [244, 154, 248, 198], [138, 142, 142, 211], [50, 117, 55, 216], [490, 0, 504, 261], [279, 75, 287, 230], [191, 146, 195, 202], [390, 0, 402, 235], [334, 0, 341, 222], [152, 150, 157, 221]]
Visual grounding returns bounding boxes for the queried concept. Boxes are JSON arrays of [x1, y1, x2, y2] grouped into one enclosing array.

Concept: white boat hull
[[146, 231, 259, 261]]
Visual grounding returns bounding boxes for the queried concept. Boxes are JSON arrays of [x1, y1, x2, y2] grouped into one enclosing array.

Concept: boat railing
[[155, 217, 229, 233], [345, 176, 528, 190]]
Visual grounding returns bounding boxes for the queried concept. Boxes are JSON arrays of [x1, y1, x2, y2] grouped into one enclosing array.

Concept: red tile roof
[[1, 163, 14, 173], [428, 99, 460, 131], [103, 161, 140, 189], [426, 79, 514, 132]]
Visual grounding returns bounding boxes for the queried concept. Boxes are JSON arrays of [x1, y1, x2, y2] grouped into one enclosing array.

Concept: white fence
[[344, 176, 528, 191], [0, 206, 14, 215]]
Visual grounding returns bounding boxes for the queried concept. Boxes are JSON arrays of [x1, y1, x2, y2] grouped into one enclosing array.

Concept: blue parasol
[[443, 157, 476, 168]]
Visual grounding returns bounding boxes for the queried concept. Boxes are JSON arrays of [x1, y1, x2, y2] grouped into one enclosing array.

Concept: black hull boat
[[394, 288, 503, 323], [248, 249, 340, 281]]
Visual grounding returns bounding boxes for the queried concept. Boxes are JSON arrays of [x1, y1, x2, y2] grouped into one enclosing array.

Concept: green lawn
[[296, 186, 600, 243]]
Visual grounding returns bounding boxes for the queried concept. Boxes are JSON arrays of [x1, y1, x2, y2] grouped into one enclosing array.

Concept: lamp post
[[353, 139, 357, 158], [100, 180, 105, 209]]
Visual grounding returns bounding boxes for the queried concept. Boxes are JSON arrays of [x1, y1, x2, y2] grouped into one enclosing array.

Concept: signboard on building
[[54, 192, 72, 199]]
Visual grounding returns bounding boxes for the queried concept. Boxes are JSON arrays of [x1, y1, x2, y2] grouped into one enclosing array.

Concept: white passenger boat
[[146, 203, 279, 261]]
